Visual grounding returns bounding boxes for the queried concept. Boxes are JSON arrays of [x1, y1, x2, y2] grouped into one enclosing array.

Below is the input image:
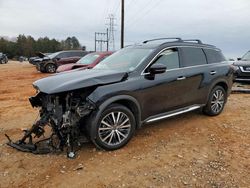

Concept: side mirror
[[149, 63, 166, 74], [237, 58, 242, 61]]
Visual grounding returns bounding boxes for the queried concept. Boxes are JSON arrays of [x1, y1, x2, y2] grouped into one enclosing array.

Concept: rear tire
[[203, 86, 227, 116], [93, 104, 136, 151]]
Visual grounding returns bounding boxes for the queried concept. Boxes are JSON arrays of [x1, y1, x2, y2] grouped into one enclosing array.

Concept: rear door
[[178, 47, 209, 105]]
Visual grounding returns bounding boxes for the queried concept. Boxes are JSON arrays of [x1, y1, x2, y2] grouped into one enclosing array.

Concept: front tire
[[203, 86, 227, 116], [93, 104, 136, 150], [45, 63, 56, 73]]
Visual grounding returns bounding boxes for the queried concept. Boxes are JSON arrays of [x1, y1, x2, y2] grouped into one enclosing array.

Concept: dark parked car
[[0, 52, 8, 64], [29, 53, 52, 65], [56, 51, 113, 73], [36, 50, 88, 73], [233, 50, 250, 82], [7, 38, 234, 158]]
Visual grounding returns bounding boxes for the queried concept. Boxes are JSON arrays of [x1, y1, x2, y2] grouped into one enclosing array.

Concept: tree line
[[0, 35, 82, 59]]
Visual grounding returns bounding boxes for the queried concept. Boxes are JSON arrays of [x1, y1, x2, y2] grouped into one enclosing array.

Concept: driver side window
[[153, 48, 180, 70]]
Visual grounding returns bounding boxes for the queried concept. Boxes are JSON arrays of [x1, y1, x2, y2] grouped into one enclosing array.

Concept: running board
[[145, 105, 201, 123]]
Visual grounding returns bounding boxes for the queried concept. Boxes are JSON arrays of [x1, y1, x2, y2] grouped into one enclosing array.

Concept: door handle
[[210, 71, 217, 75], [177, 76, 186, 81]]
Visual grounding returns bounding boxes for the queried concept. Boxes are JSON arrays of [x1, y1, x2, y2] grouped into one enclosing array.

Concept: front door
[[140, 48, 191, 119]]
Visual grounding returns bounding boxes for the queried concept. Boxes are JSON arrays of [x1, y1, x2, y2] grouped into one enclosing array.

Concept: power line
[[114, 0, 121, 15], [126, 0, 135, 10], [125, 0, 155, 26]]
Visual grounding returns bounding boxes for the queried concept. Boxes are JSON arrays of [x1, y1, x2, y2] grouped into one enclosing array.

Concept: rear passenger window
[[78, 52, 87, 57], [181, 47, 207, 67], [204, 49, 226, 64], [71, 52, 79, 57], [153, 48, 179, 70], [57, 52, 67, 58]]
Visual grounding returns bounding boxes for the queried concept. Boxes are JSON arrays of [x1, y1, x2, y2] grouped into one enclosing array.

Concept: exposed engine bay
[[6, 89, 95, 158]]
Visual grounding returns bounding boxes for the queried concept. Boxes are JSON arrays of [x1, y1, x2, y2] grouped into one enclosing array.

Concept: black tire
[[203, 86, 227, 116], [93, 104, 136, 151], [45, 63, 56, 73]]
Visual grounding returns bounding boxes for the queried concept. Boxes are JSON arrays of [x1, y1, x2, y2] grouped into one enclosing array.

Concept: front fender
[[87, 95, 142, 140]]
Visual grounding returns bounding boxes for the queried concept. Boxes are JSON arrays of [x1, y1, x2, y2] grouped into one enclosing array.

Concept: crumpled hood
[[36, 52, 48, 58], [233, 60, 250, 66], [33, 69, 127, 94]]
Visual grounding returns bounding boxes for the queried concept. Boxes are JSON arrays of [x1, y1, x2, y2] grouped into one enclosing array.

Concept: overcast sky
[[0, 0, 250, 58]]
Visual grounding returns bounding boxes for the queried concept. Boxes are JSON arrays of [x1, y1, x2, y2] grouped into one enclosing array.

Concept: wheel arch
[[87, 95, 142, 140], [206, 79, 229, 103]]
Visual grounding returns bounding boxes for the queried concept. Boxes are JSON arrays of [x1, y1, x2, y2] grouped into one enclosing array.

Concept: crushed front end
[[6, 90, 95, 158]]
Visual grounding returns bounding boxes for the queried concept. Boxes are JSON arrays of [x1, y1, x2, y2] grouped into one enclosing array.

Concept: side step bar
[[146, 105, 201, 123]]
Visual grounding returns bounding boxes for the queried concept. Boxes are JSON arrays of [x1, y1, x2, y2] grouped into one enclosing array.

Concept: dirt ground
[[0, 61, 249, 188]]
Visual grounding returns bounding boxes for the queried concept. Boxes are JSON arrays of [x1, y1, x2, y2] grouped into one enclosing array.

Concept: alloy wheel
[[211, 89, 225, 113], [98, 111, 131, 146], [47, 64, 56, 73]]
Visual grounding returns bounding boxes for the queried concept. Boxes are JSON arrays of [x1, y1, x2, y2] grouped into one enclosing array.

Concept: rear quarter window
[[180, 47, 207, 67], [204, 49, 226, 64]]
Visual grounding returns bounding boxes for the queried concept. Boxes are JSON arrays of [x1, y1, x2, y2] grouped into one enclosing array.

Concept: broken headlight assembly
[[6, 90, 95, 158]]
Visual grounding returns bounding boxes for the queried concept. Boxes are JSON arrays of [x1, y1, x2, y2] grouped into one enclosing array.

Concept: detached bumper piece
[[5, 114, 62, 156], [5, 134, 53, 154]]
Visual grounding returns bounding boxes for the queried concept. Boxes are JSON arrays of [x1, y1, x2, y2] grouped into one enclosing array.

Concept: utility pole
[[121, 0, 124, 48], [106, 14, 116, 51], [94, 29, 109, 52]]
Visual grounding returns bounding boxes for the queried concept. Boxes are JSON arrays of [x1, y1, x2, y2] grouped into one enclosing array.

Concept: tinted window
[[65, 51, 87, 57], [153, 48, 179, 70], [77, 51, 87, 57], [181, 47, 207, 67], [204, 49, 226, 63], [57, 52, 67, 58], [70, 52, 79, 57], [65, 52, 74, 58]]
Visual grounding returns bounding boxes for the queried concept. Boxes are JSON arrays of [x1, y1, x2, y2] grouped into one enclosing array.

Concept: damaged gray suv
[[6, 38, 234, 158]]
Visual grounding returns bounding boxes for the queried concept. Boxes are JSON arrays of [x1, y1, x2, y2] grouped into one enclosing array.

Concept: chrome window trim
[[141, 46, 222, 76]]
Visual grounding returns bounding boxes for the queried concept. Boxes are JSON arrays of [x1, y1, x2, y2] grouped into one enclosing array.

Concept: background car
[[56, 51, 113, 73], [0, 52, 8, 64], [29, 53, 52, 65], [233, 50, 250, 82], [36, 50, 88, 73]]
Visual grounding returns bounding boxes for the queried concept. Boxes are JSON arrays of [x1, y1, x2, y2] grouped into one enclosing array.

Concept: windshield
[[94, 48, 153, 72], [77, 54, 100, 65], [48, 52, 60, 59], [242, 51, 250, 61]]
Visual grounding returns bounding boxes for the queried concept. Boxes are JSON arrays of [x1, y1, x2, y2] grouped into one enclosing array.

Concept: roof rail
[[143, 37, 182, 44], [182, 39, 203, 44]]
